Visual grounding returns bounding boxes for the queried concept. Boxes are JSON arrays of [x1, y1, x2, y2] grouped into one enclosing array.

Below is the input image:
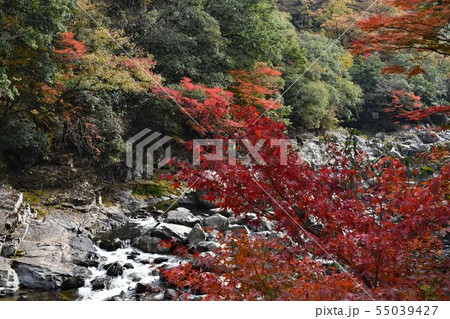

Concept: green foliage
[[289, 80, 336, 129], [350, 53, 450, 112], [206, 0, 305, 69], [0, 116, 49, 166], [286, 32, 363, 129], [103, 0, 306, 85], [132, 180, 176, 198], [126, 0, 230, 85]]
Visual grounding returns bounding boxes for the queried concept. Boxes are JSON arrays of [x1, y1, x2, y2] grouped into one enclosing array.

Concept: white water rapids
[[77, 218, 181, 301]]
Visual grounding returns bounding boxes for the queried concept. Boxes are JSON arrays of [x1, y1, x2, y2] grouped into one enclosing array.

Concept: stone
[[123, 263, 134, 269], [150, 223, 192, 242], [45, 185, 96, 210], [1, 242, 19, 258], [196, 186, 220, 209], [164, 289, 177, 300], [0, 257, 20, 295], [255, 216, 275, 232], [105, 263, 123, 277], [204, 214, 229, 231], [133, 236, 170, 254], [61, 276, 85, 290], [209, 208, 232, 217], [196, 241, 220, 252], [12, 211, 91, 289], [150, 269, 160, 276], [70, 236, 98, 266], [73, 266, 92, 279], [99, 238, 125, 252], [153, 257, 169, 264], [91, 277, 108, 290], [135, 282, 148, 294], [419, 132, 439, 143], [178, 194, 199, 206], [389, 150, 403, 159], [176, 207, 191, 213], [187, 223, 206, 245], [164, 210, 200, 227], [408, 143, 431, 154], [14, 259, 73, 289]]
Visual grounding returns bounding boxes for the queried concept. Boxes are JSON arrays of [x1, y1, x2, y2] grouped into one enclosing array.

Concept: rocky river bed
[[1, 128, 449, 301]]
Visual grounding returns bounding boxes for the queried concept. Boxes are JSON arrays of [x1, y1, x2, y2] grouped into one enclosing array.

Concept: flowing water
[[77, 217, 181, 301]]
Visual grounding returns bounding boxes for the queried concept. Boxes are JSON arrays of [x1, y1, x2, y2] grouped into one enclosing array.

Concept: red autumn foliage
[[229, 62, 284, 111], [55, 31, 87, 62], [155, 66, 450, 300], [353, 0, 450, 57], [383, 89, 450, 123], [164, 234, 361, 300]]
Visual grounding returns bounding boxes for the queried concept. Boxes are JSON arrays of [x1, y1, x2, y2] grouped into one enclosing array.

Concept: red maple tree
[[155, 67, 450, 300], [353, 0, 450, 56], [383, 89, 450, 124]]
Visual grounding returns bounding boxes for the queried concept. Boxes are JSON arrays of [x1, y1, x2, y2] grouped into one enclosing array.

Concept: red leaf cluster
[[156, 69, 450, 300]]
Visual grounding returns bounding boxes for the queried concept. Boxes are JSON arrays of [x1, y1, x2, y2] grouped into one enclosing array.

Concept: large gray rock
[[187, 223, 206, 245], [14, 258, 73, 289], [12, 211, 98, 289], [0, 187, 24, 245], [0, 257, 19, 295], [133, 236, 170, 254], [204, 214, 229, 231], [45, 184, 96, 211], [70, 236, 99, 267], [165, 209, 200, 227], [419, 132, 439, 143], [196, 241, 220, 252], [150, 223, 192, 242]]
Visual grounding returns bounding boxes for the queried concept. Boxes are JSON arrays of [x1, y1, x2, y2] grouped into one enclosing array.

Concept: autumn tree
[[155, 67, 449, 300], [354, 0, 450, 56], [0, 0, 77, 164]]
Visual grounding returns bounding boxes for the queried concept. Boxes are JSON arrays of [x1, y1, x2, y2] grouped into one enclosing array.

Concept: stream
[[77, 217, 182, 301]]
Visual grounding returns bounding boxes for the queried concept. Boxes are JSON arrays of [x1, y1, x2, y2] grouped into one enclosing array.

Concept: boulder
[[419, 132, 439, 143], [45, 184, 96, 211], [105, 263, 123, 277], [187, 223, 206, 245], [408, 143, 431, 155], [196, 241, 220, 252], [91, 277, 109, 290], [209, 208, 232, 218], [164, 289, 177, 300], [69, 236, 98, 266], [135, 282, 148, 294], [150, 223, 192, 242], [99, 238, 125, 252], [0, 257, 19, 295], [153, 257, 169, 264], [123, 263, 134, 269], [61, 276, 85, 290], [13, 212, 80, 289], [178, 194, 199, 206], [164, 210, 200, 227], [226, 224, 250, 237], [204, 214, 229, 231], [133, 236, 170, 254], [14, 259, 73, 289]]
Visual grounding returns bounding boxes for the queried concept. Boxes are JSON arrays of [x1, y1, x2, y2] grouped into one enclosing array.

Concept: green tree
[[123, 0, 230, 85], [0, 0, 76, 163], [286, 32, 363, 129], [207, 0, 305, 69]]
